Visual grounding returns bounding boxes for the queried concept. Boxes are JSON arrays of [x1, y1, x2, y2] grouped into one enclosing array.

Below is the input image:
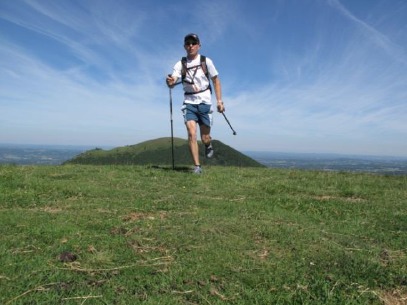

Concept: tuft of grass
[[0, 164, 406, 304]]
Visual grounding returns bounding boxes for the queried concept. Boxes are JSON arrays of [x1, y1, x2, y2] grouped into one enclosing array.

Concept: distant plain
[[1, 143, 406, 175]]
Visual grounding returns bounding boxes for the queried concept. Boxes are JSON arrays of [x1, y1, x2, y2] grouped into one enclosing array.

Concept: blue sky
[[1, 0, 406, 156]]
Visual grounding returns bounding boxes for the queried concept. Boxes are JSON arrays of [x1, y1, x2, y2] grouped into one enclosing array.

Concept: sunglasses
[[185, 41, 198, 46]]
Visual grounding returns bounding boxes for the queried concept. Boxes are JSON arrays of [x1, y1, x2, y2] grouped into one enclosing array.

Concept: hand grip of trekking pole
[[167, 74, 181, 88], [166, 74, 175, 89]]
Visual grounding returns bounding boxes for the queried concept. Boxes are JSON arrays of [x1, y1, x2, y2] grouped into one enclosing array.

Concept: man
[[166, 33, 225, 174]]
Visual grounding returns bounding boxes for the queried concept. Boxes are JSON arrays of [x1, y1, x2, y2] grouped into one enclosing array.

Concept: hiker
[[166, 33, 225, 174]]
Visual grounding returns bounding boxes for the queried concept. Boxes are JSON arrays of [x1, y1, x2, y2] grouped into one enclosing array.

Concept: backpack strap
[[200, 55, 212, 94], [181, 56, 187, 82], [181, 55, 212, 94], [200, 55, 209, 81], [181, 56, 208, 80]]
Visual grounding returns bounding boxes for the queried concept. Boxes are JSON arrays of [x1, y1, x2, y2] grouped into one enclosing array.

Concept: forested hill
[[64, 137, 264, 167]]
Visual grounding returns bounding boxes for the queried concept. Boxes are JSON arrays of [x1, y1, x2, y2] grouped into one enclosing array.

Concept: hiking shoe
[[205, 144, 214, 158], [193, 165, 202, 174]]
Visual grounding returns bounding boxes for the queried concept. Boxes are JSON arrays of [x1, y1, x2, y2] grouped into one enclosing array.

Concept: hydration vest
[[181, 55, 212, 95]]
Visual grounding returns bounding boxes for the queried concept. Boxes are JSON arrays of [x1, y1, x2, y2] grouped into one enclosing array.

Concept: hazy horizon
[[1, 140, 406, 159]]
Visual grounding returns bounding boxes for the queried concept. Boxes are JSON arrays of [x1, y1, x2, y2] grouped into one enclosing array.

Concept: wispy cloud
[[327, 0, 407, 65], [0, 0, 406, 156]]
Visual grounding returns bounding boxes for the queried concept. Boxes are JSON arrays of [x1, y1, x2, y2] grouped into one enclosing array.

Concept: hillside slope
[[64, 137, 264, 167]]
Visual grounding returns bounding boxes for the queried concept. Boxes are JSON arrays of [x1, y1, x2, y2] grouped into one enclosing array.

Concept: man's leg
[[200, 124, 211, 146], [200, 124, 214, 158], [196, 104, 214, 158], [186, 120, 200, 166]]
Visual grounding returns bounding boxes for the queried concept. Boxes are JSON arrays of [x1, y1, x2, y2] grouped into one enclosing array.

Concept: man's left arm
[[212, 75, 224, 113]]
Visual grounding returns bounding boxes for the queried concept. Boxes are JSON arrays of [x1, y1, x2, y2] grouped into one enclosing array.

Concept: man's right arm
[[166, 75, 178, 88], [166, 61, 182, 88]]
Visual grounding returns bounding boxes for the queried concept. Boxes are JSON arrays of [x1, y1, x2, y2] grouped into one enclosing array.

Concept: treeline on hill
[[64, 137, 264, 168]]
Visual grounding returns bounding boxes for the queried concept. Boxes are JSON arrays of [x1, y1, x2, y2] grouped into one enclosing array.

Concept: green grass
[[1, 164, 406, 304]]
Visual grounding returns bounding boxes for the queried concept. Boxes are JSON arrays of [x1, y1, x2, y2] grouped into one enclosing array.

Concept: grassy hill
[[64, 137, 264, 168], [0, 164, 406, 304]]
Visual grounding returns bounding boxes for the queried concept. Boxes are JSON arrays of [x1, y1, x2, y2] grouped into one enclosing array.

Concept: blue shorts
[[182, 103, 212, 127]]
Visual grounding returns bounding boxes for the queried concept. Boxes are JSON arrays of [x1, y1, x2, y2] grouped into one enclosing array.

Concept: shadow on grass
[[149, 165, 191, 173]]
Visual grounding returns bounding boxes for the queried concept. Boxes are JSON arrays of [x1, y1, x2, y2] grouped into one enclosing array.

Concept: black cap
[[184, 33, 200, 44]]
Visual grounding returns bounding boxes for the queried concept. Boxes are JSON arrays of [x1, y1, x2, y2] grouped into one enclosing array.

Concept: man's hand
[[217, 101, 225, 113], [166, 75, 177, 88]]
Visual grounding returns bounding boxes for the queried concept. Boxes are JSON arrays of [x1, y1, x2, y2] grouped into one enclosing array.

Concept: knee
[[201, 134, 211, 145], [188, 129, 197, 141], [189, 133, 197, 142]]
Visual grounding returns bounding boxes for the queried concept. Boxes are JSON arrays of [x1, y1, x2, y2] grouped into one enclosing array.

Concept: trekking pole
[[168, 86, 175, 170], [167, 75, 183, 170], [222, 112, 237, 135]]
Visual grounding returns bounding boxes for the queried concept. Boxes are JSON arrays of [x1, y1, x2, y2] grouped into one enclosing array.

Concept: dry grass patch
[[314, 195, 366, 203], [122, 211, 167, 222], [378, 290, 407, 305]]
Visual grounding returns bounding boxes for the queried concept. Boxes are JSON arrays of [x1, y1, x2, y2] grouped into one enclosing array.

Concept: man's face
[[184, 40, 200, 57]]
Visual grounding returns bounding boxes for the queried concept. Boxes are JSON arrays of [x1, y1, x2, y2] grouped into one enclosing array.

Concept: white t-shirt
[[172, 54, 218, 105]]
